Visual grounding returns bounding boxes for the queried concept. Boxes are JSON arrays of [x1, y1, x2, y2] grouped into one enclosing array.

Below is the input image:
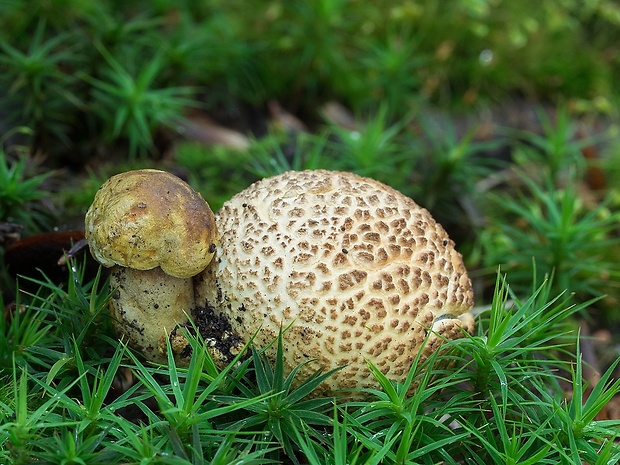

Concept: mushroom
[[85, 169, 218, 363], [194, 169, 474, 397]]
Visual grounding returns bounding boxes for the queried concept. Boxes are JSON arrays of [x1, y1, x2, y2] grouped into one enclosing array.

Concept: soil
[[175, 304, 246, 364]]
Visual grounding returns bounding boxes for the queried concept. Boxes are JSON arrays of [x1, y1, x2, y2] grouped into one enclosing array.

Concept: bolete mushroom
[[195, 169, 474, 396], [85, 169, 218, 363]]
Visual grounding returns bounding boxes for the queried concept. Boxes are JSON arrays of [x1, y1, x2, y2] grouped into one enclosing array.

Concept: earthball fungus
[[195, 169, 475, 396], [85, 169, 218, 363]]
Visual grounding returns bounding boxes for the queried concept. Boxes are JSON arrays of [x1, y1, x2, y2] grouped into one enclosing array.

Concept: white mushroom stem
[[110, 266, 195, 364]]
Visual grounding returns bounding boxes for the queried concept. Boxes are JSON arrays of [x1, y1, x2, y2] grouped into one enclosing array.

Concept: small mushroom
[[85, 169, 217, 363], [195, 170, 474, 397]]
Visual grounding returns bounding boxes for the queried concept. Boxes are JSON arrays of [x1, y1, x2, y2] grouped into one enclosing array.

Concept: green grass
[[0, 146, 54, 233], [1, 265, 619, 463], [2, 0, 620, 159]]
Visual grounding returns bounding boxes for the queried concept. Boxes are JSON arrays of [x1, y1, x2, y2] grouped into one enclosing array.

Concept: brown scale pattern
[[195, 170, 474, 397]]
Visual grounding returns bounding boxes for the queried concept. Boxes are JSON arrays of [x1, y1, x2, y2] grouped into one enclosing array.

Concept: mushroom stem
[[110, 265, 195, 364]]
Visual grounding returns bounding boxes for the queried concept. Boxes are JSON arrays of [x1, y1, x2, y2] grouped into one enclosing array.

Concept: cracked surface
[[195, 170, 474, 396]]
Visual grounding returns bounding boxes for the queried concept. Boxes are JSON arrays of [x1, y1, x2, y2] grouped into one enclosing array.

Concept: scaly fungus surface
[[195, 169, 474, 396]]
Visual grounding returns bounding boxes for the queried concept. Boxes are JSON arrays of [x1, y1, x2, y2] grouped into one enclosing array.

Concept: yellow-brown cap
[[85, 169, 217, 278]]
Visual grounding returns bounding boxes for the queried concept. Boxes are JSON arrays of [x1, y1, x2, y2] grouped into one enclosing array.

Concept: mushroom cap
[[85, 169, 217, 278], [195, 169, 474, 396]]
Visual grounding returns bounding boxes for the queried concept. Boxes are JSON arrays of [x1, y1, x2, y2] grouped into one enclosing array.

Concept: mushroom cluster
[[85, 169, 218, 363], [85, 168, 475, 396], [194, 170, 474, 396]]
